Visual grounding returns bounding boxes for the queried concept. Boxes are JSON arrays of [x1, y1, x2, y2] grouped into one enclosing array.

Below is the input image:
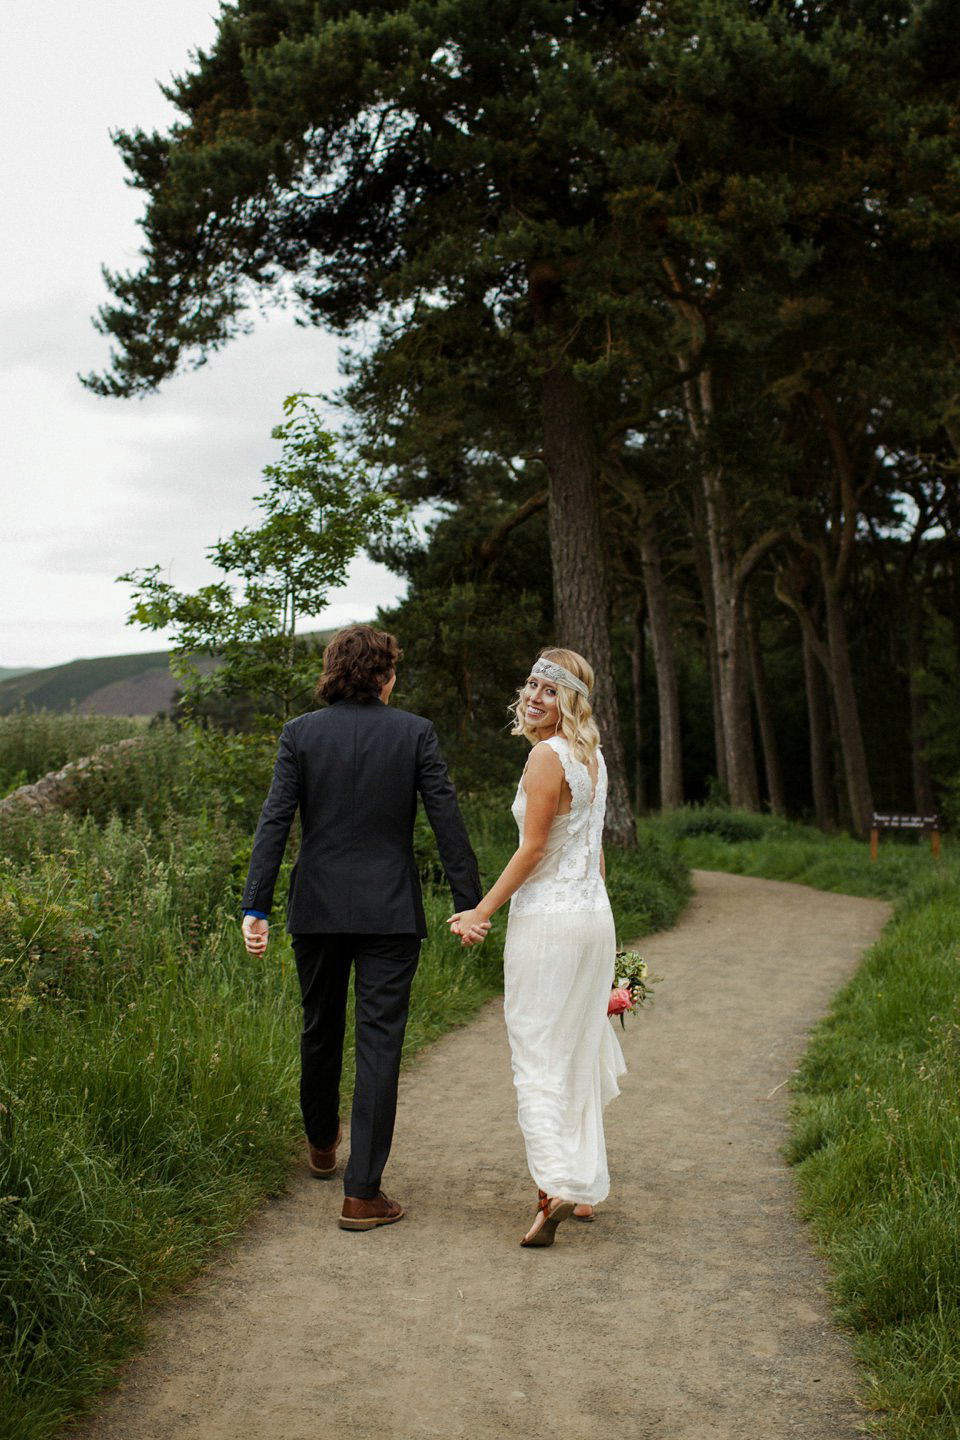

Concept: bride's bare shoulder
[[523, 740, 564, 783], [529, 738, 564, 759]]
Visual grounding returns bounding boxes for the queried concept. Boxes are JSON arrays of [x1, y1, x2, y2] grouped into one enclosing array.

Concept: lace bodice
[[510, 735, 609, 916]]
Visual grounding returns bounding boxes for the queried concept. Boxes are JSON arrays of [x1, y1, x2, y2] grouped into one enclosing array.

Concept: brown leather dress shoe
[[306, 1122, 342, 1177], [339, 1191, 404, 1230]]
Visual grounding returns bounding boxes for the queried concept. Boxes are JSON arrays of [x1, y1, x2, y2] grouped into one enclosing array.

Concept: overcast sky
[[1, 1, 405, 671]]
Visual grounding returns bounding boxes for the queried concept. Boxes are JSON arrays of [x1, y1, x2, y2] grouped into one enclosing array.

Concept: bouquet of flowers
[[608, 949, 653, 1026]]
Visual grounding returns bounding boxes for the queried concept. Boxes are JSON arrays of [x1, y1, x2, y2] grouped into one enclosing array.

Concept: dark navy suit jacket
[[241, 700, 481, 937]]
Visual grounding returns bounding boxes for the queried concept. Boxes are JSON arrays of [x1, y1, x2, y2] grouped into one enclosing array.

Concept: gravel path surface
[[70, 870, 890, 1440]]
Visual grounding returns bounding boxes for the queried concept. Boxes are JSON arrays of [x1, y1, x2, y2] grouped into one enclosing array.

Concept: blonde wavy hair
[[509, 647, 601, 767]]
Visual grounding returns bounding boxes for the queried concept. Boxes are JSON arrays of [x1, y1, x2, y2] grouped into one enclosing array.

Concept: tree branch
[[600, 367, 704, 447], [735, 528, 788, 598], [773, 571, 831, 675], [810, 387, 862, 590], [478, 489, 548, 562]]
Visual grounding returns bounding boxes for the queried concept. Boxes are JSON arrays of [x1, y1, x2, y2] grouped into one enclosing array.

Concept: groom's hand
[[447, 910, 491, 948], [242, 915, 269, 956]]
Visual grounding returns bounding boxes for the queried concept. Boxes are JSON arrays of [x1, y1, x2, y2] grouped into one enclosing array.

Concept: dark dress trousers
[[242, 699, 481, 1198]]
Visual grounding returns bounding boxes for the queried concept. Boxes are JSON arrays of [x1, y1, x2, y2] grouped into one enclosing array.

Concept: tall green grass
[[1, 940, 299, 1440], [1, 717, 690, 1437], [653, 808, 960, 1439]]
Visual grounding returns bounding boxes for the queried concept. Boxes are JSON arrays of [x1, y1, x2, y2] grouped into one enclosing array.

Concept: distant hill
[[0, 650, 180, 717], [0, 630, 342, 718], [0, 667, 36, 683]]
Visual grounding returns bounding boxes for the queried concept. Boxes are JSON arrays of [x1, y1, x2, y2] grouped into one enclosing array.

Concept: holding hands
[[448, 909, 491, 947], [243, 911, 486, 954]]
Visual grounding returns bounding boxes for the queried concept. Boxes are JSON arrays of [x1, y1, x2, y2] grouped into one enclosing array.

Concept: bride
[[449, 647, 625, 1247]]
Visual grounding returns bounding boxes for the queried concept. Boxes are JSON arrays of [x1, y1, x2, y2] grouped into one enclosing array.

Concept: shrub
[[663, 805, 771, 843], [605, 831, 692, 939]]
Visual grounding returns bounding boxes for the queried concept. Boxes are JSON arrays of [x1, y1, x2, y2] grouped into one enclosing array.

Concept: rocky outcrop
[[0, 736, 147, 818]]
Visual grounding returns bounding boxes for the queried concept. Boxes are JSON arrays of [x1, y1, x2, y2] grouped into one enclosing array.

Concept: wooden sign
[[870, 813, 942, 861]]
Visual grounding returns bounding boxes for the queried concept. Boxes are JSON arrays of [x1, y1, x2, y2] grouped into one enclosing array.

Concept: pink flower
[[607, 986, 634, 1016]]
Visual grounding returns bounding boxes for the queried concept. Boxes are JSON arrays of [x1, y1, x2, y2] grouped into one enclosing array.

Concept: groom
[[241, 624, 484, 1230]]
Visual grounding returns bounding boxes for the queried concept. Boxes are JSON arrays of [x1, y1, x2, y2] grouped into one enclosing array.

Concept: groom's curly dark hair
[[316, 624, 403, 705]]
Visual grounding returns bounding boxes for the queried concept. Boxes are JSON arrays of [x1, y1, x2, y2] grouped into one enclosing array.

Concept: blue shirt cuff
[[243, 909, 269, 920]]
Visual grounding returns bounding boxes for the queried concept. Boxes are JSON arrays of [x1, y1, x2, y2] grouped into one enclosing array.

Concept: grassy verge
[[1, 721, 690, 1438], [651, 807, 960, 1439]]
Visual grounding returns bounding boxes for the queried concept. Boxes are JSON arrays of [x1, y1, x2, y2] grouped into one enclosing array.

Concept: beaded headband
[[530, 657, 589, 698]]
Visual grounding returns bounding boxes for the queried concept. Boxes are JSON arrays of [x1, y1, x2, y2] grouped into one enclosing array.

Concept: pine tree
[[88, 0, 960, 830]]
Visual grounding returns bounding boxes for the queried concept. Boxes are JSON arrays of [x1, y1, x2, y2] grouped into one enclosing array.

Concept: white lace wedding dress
[[503, 735, 626, 1205]]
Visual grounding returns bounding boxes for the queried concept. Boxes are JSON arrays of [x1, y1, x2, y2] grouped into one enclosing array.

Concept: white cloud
[[0, 2, 404, 671]]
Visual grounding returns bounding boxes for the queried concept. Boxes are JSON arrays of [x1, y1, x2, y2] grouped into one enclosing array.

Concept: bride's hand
[[448, 910, 490, 947]]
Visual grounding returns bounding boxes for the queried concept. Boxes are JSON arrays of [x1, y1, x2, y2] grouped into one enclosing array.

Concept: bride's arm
[[448, 743, 562, 942]]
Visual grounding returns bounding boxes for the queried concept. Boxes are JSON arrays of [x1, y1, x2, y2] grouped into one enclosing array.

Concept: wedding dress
[[503, 735, 626, 1205]]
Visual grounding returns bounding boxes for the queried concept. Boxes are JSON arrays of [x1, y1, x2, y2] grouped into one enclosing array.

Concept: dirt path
[[71, 871, 889, 1440]]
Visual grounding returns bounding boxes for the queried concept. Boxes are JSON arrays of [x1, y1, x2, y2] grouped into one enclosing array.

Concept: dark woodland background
[[73, 0, 960, 839]]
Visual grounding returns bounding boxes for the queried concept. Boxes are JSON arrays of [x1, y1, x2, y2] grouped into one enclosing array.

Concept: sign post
[[870, 813, 942, 862]]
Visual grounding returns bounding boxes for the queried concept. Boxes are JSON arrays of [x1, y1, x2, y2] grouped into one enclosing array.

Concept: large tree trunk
[[906, 595, 934, 815], [691, 525, 728, 792], [637, 510, 684, 809], [823, 580, 873, 837], [774, 556, 838, 831], [701, 460, 760, 811], [801, 625, 836, 832], [541, 360, 635, 847], [704, 625, 727, 792], [630, 599, 648, 814], [801, 388, 876, 837], [681, 364, 758, 809], [745, 591, 785, 815], [827, 687, 853, 831]]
